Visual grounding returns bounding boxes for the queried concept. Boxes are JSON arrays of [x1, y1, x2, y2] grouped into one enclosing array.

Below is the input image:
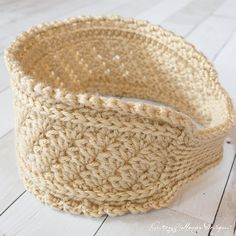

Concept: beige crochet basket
[[5, 16, 234, 217]]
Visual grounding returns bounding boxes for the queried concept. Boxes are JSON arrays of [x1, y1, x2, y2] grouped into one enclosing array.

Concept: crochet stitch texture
[[5, 16, 234, 217]]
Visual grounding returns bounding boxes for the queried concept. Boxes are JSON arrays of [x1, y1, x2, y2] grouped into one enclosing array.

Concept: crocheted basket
[[5, 16, 234, 217]]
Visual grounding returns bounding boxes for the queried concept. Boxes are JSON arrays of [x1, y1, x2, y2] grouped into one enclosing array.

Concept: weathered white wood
[[211, 155, 236, 236], [8, 0, 76, 38], [0, 1, 235, 236], [0, 192, 106, 236], [215, 0, 236, 19], [62, 0, 129, 17], [96, 208, 210, 236], [0, 88, 14, 138], [106, 0, 160, 17], [0, 0, 197, 52], [0, 12, 24, 26], [0, 55, 10, 92], [0, 0, 97, 51], [169, 143, 235, 223], [162, 0, 225, 36], [229, 121, 236, 152], [214, 30, 236, 105], [0, 131, 24, 214], [213, 34, 236, 234], [186, 15, 236, 60], [136, 0, 192, 24]]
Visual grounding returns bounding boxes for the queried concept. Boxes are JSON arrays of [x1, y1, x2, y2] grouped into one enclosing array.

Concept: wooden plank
[[0, 12, 24, 26], [0, 0, 159, 51], [210, 154, 236, 236], [186, 15, 236, 60], [0, 192, 105, 236], [209, 32, 236, 235], [106, 0, 161, 17], [161, 0, 225, 36], [16, 0, 66, 16], [0, 131, 24, 214], [136, 0, 193, 23], [169, 143, 235, 223], [215, 0, 236, 19], [0, 88, 14, 138], [96, 208, 210, 236], [0, 54, 10, 92], [0, 0, 65, 27], [62, 0, 130, 17], [0, 0, 32, 14], [214, 30, 236, 105]]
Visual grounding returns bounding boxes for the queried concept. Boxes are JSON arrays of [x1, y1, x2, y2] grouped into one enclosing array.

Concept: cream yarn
[[4, 16, 234, 217]]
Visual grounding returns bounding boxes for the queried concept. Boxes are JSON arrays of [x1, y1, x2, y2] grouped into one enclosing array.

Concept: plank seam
[[212, 28, 236, 61], [0, 190, 26, 217], [208, 153, 236, 236], [93, 215, 108, 236]]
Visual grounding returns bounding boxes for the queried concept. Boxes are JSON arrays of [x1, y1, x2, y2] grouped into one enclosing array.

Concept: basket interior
[[9, 18, 229, 128]]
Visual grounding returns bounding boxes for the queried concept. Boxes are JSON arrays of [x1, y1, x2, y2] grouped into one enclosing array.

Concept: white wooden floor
[[0, 0, 236, 235]]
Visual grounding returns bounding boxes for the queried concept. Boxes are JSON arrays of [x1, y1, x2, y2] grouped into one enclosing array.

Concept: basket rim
[[4, 15, 234, 140]]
